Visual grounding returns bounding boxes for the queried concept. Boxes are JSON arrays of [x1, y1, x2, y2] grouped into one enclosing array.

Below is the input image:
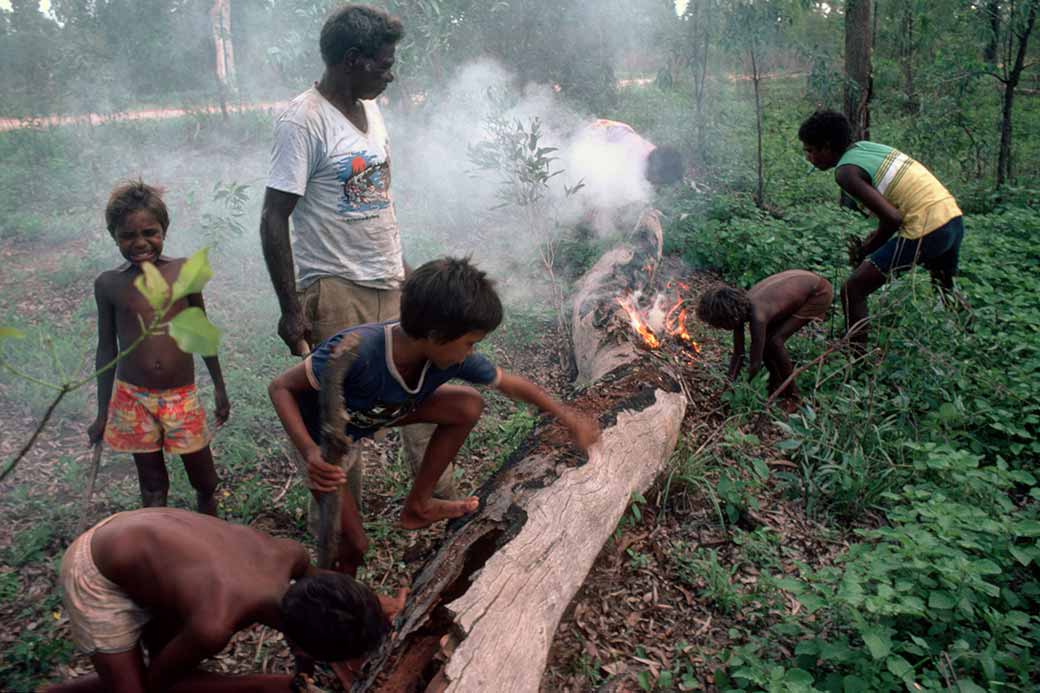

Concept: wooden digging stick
[[316, 334, 364, 570], [78, 442, 103, 533]]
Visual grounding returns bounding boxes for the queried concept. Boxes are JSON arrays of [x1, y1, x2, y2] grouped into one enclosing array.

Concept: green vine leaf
[[133, 261, 170, 312], [167, 307, 220, 356], [170, 248, 214, 302]]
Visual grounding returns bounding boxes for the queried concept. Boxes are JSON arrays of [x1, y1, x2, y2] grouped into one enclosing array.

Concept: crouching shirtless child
[[47, 508, 401, 693], [697, 270, 833, 411], [88, 181, 229, 515], [269, 257, 601, 575]]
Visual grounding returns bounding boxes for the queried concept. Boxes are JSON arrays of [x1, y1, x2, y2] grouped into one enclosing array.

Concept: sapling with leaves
[[468, 102, 584, 370]]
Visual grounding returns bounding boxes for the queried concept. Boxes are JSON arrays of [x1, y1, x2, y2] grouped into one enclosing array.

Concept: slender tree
[[993, 0, 1039, 186], [844, 0, 873, 141]]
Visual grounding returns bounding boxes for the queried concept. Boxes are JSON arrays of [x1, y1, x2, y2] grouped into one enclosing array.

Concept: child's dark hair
[[647, 145, 684, 185], [401, 257, 503, 342], [280, 573, 389, 662], [320, 4, 404, 66], [105, 180, 169, 237], [696, 284, 752, 329], [798, 110, 853, 153]]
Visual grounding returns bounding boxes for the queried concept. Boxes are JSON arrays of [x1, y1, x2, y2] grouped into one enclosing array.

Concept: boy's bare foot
[[400, 496, 480, 529]]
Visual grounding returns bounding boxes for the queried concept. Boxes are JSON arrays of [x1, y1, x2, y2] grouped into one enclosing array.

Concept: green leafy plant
[[200, 181, 251, 252]]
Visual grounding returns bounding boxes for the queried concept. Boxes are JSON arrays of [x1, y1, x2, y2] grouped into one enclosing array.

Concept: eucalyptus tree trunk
[[844, 0, 873, 142], [210, 0, 236, 118]]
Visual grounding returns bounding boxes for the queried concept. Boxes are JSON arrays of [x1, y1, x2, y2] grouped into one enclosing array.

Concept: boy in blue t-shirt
[[269, 257, 600, 573]]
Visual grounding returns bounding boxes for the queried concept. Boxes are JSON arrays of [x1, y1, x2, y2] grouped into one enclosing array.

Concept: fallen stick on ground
[[77, 442, 104, 533]]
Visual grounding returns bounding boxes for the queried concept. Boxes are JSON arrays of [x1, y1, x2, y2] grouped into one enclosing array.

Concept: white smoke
[[390, 57, 657, 279]]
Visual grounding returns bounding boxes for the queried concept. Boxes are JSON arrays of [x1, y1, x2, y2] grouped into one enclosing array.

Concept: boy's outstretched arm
[[188, 293, 230, 425], [88, 277, 117, 445], [495, 372, 600, 451], [835, 165, 904, 254], [728, 327, 745, 381], [747, 311, 768, 380], [268, 362, 345, 492]]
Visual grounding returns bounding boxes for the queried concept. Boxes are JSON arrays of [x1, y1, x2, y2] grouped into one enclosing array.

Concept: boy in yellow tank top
[[798, 110, 964, 350]]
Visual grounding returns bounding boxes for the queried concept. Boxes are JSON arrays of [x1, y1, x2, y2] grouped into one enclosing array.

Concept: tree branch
[[0, 386, 69, 484]]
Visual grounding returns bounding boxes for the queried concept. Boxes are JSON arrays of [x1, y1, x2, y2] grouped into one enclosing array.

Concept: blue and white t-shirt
[[300, 321, 500, 441], [268, 87, 404, 290]]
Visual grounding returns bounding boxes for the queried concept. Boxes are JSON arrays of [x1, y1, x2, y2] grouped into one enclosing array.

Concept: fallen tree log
[[356, 209, 687, 692]]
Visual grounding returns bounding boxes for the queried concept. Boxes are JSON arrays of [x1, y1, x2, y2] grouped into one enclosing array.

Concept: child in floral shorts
[[88, 181, 229, 515]]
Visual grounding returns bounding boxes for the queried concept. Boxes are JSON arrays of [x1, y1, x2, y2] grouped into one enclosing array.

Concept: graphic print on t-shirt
[[336, 152, 392, 216], [350, 399, 417, 430]]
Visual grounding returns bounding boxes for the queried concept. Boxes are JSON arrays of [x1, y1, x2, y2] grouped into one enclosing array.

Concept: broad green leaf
[[170, 248, 214, 302], [1009, 545, 1035, 566], [956, 680, 987, 693], [751, 458, 770, 480], [841, 675, 868, 693], [928, 591, 957, 610], [167, 307, 220, 356], [797, 592, 826, 613], [133, 262, 170, 312], [783, 668, 814, 686], [1015, 520, 1040, 537], [0, 327, 25, 342], [861, 628, 891, 660], [885, 655, 913, 680]]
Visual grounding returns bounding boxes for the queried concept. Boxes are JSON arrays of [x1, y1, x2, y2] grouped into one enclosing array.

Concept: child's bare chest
[[110, 270, 187, 326]]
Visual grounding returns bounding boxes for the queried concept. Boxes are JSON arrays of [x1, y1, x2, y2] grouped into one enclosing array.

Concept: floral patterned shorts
[[104, 380, 210, 455]]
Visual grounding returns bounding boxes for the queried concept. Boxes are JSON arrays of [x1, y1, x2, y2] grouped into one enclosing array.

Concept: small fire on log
[[615, 281, 700, 354], [616, 294, 661, 349]]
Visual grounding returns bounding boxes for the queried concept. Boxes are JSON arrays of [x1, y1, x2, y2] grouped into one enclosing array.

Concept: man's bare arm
[[259, 187, 309, 355], [835, 166, 904, 254]]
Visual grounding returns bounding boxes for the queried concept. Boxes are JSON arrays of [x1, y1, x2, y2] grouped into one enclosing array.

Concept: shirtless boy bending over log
[[697, 270, 833, 411], [46, 508, 401, 693]]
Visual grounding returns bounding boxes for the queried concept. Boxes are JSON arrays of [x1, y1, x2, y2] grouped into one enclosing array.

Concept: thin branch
[[0, 386, 69, 484], [0, 360, 65, 391], [78, 442, 104, 533]]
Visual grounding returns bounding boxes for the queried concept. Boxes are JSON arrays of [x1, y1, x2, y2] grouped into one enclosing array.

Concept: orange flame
[[664, 300, 701, 353], [616, 295, 661, 349]]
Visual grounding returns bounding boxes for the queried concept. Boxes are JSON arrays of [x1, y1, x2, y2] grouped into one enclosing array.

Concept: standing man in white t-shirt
[[260, 4, 451, 517]]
